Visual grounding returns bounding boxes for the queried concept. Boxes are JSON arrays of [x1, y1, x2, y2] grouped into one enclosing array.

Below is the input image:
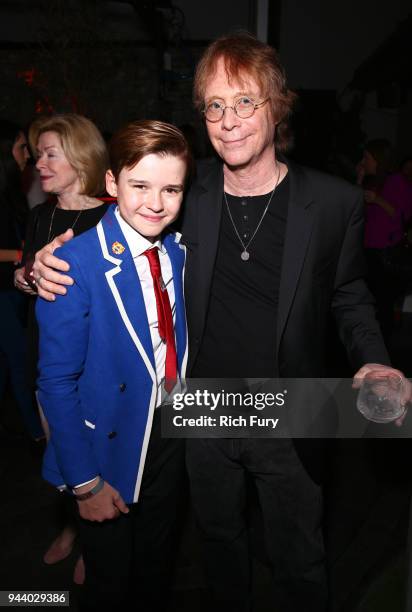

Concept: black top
[[192, 174, 289, 378], [24, 200, 110, 386], [23, 201, 109, 262]]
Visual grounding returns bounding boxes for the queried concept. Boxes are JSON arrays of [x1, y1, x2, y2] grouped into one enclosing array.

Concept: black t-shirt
[[192, 174, 289, 378]]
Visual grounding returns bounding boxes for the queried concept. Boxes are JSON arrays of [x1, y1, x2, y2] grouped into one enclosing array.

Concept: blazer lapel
[[190, 163, 224, 332], [97, 207, 156, 380], [276, 163, 315, 354]]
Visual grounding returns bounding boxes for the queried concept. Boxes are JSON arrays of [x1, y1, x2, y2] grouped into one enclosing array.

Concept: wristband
[[74, 477, 105, 501]]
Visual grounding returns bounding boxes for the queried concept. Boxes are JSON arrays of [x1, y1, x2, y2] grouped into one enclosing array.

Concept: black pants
[[77, 411, 186, 612], [186, 437, 327, 612]]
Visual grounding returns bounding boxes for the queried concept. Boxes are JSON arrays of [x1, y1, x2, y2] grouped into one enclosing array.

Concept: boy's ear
[[105, 170, 118, 197]]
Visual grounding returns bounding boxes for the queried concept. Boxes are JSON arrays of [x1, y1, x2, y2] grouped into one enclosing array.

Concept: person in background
[[401, 156, 412, 184], [401, 157, 412, 247], [22, 160, 47, 210], [357, 139, 412, 338], [14, 113, 110, 584], [0, 119, 43, 441], [36, 120, 191, 612]]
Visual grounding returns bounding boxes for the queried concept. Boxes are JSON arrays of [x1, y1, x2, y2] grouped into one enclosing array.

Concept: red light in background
[[17, 68, 37, 87]]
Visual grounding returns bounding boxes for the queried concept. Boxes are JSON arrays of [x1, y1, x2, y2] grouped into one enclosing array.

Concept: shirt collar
[[115, 206, 165, 258]]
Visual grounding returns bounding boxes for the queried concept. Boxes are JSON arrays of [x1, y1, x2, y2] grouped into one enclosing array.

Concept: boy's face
[[106, 153, 186, 242]]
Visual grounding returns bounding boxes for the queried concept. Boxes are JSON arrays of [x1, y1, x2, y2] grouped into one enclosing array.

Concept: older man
[[29, 33, 409, 612]]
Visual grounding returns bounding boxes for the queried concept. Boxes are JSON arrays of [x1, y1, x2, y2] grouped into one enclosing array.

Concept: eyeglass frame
[[202, 97, 270, 123]]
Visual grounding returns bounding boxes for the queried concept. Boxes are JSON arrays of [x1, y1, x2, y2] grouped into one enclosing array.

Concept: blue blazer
[[36, 204, 188, 503]]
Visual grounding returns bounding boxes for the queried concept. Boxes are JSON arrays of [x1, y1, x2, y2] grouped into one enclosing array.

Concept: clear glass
[[204, 97, 268, 122], [357, 371, 405, 423]]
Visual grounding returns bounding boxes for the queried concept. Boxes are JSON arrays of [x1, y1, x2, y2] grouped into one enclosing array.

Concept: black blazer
[[181, 157, 390, 377]]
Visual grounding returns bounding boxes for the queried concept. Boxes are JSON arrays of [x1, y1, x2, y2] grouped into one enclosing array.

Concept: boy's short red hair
[[109, 120, 193, 182]]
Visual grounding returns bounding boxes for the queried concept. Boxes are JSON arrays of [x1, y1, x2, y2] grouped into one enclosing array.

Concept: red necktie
[[144, 247, 177, 392]]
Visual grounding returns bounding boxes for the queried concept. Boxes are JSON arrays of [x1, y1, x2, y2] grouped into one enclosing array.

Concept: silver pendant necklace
[[47, 204, 84, 243], [223, 163, 281, 261]]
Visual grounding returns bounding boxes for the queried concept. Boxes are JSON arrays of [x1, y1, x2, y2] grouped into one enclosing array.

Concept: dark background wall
[[0, 0, 411, 168]]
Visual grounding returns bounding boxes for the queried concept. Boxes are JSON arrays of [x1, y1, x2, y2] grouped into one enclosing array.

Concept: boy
[[36, 120, 192, 611]]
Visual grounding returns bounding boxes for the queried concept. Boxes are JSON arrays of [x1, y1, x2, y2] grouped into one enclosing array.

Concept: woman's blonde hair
[[29, 113, 108, 196]]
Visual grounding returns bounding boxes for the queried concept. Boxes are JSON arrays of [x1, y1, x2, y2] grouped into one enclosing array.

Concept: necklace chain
[[223, 163, 281, 261], [47, 204, 84, 243]]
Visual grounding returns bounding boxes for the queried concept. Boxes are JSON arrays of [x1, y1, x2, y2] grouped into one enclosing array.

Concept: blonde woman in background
[[14, 113, 109, 584]]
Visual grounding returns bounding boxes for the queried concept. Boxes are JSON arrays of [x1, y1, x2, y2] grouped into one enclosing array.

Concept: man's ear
[[105, 170, 118, 197]]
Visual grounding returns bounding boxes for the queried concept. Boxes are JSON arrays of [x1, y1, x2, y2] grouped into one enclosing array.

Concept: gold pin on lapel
[[112, 241, 125, 255]]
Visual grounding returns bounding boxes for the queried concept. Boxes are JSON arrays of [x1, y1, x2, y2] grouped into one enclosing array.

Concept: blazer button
[[108, 431, 117, 439], [119, 383, 126, 392]]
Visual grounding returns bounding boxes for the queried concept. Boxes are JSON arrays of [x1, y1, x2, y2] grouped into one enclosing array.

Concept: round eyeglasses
[[203, 97, 269, 122]]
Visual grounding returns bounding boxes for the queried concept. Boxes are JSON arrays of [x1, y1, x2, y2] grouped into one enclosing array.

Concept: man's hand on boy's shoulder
[[75, 479, 130, 522], [33, 229, 75, 301]]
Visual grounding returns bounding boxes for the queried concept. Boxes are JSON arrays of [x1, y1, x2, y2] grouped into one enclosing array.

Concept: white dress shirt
[[115, 207, 176, 407]]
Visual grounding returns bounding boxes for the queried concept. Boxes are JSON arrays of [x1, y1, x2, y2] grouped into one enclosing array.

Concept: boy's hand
[[75, 479, 129, 522]]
